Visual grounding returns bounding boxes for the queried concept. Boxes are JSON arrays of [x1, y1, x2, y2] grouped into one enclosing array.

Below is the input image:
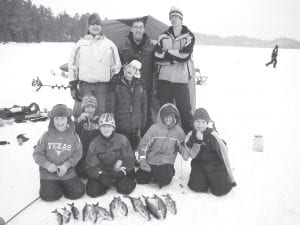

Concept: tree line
[[0, 0, 89, 42]]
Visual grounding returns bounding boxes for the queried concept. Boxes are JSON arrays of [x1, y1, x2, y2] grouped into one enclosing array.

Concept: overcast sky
[[30, 0, 300, 41]]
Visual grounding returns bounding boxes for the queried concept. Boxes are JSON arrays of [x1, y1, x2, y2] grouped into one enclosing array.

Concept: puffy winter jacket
[[185, 128, 236, 184], [138, 103, 186, 165], [85, 133, 135, 180], [33, 120, 82, 180], [119, 33, 155, 91], [69, 34, 121, 83], [154, 25, 195, 83], [107, 74, 147, 130]]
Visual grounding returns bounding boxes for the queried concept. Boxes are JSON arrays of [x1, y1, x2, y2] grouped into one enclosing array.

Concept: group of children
[[33, 59, 236, 201]]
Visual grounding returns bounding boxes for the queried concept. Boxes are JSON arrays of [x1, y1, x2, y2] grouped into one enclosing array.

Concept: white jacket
[[69, 34, 121, 83]]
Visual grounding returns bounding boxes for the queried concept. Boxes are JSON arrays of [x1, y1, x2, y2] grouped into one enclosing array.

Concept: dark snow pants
[[135, 164, 175, 188], [158, 80, 193, 133], [188, 160, 232, 196], [266, 58, 277, 68], [40, 176, 85, 201], [86, 171, 136, 197], [75, 156, 88, 179], [117, 129, 140, 151]]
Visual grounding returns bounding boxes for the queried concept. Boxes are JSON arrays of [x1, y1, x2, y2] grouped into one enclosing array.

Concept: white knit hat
[[169, 6, 183, 20]]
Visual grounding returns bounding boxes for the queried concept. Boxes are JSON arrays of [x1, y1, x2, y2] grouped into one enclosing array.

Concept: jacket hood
[[156, 103, 180, 129]]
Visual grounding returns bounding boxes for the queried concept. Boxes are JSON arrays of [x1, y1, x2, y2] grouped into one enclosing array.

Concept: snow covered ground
[[0, 42, 300, 225]]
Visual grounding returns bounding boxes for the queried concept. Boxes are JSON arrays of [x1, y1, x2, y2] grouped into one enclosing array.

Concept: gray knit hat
[[169, 6, 183, 20], [48, 104, 72, 118], [193, 108, 211, 122]]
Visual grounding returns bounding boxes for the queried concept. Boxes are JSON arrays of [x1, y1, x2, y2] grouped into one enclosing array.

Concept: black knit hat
[[87, 13, 102, 26], [193, 108, 211, 122]]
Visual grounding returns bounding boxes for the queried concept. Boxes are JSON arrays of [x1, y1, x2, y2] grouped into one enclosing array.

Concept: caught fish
[[162, 193, 177, 215], [93, 202, 113, 221], [109, 197, 128, 218], [61, 207, 72, 223], [67, 202, 80, 219], [83, 203, 97, 222], [124, 195, 151, 221], [143, 195, 167, 220], [52, 209, 63, 225]]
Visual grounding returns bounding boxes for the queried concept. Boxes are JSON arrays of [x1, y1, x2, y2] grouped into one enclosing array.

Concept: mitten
[[57, 165, 68, 177], [185, 133, 196, 149], [139, 159, 151, 172], [46, 163, 57, 173], [98, 170, 113, 188], [109, 170, 125, 180], [181, 147, 189, 161], [69, 80, 81, 101]]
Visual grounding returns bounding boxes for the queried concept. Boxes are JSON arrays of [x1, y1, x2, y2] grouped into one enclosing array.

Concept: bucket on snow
[[252, 135, 264, 152]]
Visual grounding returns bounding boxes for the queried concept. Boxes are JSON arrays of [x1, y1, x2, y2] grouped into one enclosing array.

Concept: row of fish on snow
[[52, 194, 177, 224]]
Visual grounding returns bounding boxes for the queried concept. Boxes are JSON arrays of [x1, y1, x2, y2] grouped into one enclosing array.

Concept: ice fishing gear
[[0, 103, 40, 120], [16, 134, 29, 145], [194, 68, 208, 85], [5, 196, 40, 224], [32, 76, 70, 92]]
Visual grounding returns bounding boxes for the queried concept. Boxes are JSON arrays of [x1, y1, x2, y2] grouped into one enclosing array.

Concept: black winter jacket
[[107, 75, 147, 130]]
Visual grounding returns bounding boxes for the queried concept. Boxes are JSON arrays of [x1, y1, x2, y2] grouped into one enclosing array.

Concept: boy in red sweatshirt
[[33, 104, 85, 201]]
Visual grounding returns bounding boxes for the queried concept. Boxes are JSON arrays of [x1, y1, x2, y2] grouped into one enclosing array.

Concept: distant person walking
[[154, 6, 195, 134], [68, 13, 121, 117], [265, 45, 278, 68]]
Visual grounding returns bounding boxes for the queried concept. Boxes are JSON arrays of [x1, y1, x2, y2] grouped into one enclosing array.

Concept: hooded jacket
[[33, 120, 82, 180], [138, 103, 186, 165], [107, 74, 147, 130], [154, 25, 195, 83], [119, 32, 155, 91], [69, 34, 121, 83], [185, 128, 236, 184], [85, 133, 135, 180]]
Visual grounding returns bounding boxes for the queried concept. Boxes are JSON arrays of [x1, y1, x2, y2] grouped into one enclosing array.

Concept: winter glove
[[185, 133, 196, 149], [46, 163, 57, 173], [57, 165, 68, 177], [109, 170, 126, 180], [98, 170, 114, 188], [139, 159, 151, 172], [181, 147, 189, 161], [69, 80, 81, 102]]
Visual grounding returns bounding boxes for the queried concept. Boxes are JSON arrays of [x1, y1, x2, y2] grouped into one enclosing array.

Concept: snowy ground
[[0, 43, 300, 225]]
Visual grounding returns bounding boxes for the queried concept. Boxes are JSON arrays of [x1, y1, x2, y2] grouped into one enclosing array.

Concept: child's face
[[54, 117, 68, 132], [84, 105, 96, 117], [163, 114, 175, 126], [194, 119, 208, 132], [100, 124, 115, 137], [124, 64, 138, 79]]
